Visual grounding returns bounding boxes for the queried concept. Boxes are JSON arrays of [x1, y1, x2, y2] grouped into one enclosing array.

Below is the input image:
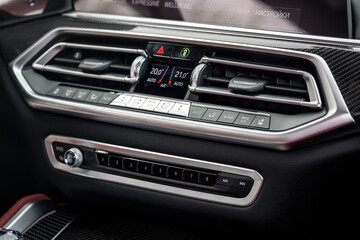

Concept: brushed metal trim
[[192, 57, 322, 109], [32, 42, 148, 84], [3, 200, 56, 233], [64, 11, 360, 47], [45, 135, 263, 207], [10, 27, 356, 150]]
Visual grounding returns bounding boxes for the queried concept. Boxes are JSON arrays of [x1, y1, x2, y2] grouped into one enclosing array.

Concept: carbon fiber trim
[[23, 205, 82, 240], [57, 208, 216, 240], [1, 15, 359, 124]]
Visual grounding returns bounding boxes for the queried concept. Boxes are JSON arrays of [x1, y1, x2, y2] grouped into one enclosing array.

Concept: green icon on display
[[180, 47, 190, 58]]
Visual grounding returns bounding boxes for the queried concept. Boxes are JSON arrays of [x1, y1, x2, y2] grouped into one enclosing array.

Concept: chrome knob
[[64, 148, 83, 167]]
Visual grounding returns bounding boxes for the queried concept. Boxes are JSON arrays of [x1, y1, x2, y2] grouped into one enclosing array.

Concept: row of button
[[110, 94, 190, 117], [110, 93, 270, 129], [189, 106, 271, 129], [96, 152, 219, 186], [48, 86, 270, 129], [47, 86, 118, 105], [52, 142, 254, 197]]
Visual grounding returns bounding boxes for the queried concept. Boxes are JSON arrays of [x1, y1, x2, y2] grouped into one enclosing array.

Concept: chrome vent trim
[[190, 57, 322, 109], [32, 42, 148, 84]]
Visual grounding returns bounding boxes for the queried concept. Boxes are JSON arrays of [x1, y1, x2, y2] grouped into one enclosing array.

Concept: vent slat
[[205, 63, 309, 100], [203, 76, 230, 84], [53, 57, 82, 65], [109, 64, 132, 72], [264, 85, 308, 96]]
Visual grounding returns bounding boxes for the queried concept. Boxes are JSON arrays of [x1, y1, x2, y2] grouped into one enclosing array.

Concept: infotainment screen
[[74, 0, 351, 38]]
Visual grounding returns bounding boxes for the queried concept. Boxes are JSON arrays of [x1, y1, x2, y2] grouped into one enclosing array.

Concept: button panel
[[92, 151, 222, 188], [146, 42, 209, 61], [47, 86, 271, 130], [55, 144, 257, 199], [90, 150, 255, 198], [48, 136, 263, 204]]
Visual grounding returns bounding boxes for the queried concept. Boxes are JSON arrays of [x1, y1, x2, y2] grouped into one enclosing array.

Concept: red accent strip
[[0, 194, 51, 227]]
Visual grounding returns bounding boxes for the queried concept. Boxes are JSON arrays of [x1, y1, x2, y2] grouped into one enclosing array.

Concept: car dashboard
[[0, 0, 360, 239]]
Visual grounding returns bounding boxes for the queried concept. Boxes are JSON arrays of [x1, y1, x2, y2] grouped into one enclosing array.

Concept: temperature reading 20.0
[[174, 71, 190, 79], [150, 67, 166, 76]]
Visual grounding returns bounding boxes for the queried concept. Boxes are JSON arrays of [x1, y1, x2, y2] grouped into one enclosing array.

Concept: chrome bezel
[[32, 42, 148, 84], [45, 135, 264, 207], [191, 57, 322, 109]]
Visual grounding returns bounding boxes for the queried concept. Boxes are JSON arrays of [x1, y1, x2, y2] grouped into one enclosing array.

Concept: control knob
[[64, 148, 83, 167]]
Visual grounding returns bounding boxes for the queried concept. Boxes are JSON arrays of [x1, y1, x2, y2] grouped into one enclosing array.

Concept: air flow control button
[[110, 94, 133, 107], [168, 102, 190, 117], [234, 113, 256, 126], [61, 87, 78, 99], [202, 109, 223, 122], [47, 86, 65, 97], [73, 89, 91, 101], [140, 98, 161, 111], [218, 111, 239, 124], [85, 91, 104, 103], [98, 92, 118, 105], [126, 96, 147, 109], [154, 101, 175, 113], [189, 106, 207, 119]]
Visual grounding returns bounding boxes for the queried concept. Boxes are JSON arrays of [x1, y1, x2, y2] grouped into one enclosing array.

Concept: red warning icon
[[156, 46, 165, 54]]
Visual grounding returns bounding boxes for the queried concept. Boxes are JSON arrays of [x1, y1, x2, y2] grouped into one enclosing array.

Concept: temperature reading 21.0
[[174, 71, 190, 79]]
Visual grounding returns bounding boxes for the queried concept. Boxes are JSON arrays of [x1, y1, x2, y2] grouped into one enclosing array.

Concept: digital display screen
[[135, 64, 192, 99], [74, 0, 350, 38]]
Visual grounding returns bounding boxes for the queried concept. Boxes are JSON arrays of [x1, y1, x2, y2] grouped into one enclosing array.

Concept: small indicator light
[[180, 47, 190, 58], [156, 46, 165, 54]]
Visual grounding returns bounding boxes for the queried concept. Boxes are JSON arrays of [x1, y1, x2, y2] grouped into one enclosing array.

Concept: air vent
[[190, 57, 322, 109], [32, 42, 148, 85]]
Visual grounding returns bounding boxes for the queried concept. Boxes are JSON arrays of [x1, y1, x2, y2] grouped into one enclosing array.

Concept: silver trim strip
[[32, 42, 148, 84], [45, 135, 263, 207], [10, 28, 356, 150], [3, 200, 56, 233], [64, 12, 360, 47], [192, 57, 322, 109]]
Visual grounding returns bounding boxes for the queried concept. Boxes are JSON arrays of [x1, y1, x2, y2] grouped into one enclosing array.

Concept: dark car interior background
[[1, 0, 360, 239]]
